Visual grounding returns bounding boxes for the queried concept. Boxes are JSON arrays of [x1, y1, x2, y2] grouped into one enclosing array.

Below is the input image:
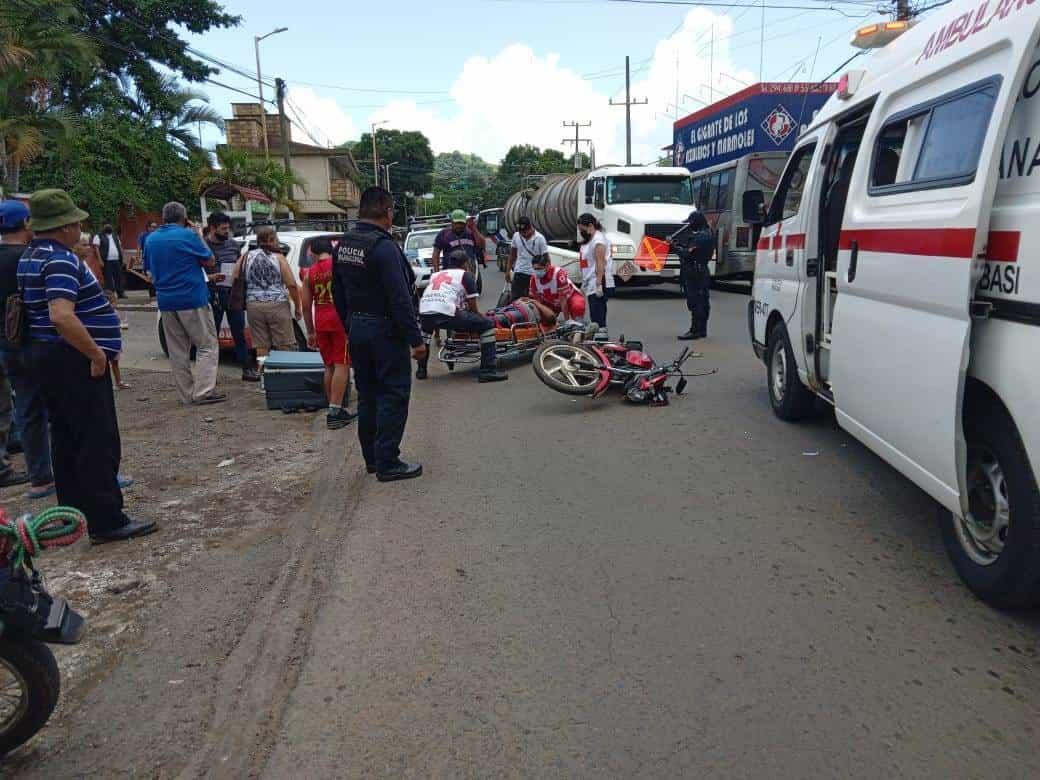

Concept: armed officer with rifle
[[672, 211, 715, 341]]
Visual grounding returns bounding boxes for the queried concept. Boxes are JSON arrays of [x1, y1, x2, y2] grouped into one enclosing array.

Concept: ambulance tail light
[[836, 70, 866, 100], [852, 19, 912, 49]]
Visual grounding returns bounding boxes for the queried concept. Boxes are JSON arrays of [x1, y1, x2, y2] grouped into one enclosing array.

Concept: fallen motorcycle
[[0, 507, 87, 756], [533, 333, 712, 404]]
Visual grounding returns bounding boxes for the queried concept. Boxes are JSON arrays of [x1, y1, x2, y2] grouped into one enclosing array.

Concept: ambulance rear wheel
[[943, 403, 1040, 609], [766, 323, 813, 421]]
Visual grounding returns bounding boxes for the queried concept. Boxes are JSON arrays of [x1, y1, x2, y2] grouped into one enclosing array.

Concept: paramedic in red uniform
[[527, 253, 586, 323], [302, 237, 356, 430], [415, 250, 507, 383]]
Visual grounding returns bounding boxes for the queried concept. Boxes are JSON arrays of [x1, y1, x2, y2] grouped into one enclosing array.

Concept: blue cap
[[0, 200, 30, 232]]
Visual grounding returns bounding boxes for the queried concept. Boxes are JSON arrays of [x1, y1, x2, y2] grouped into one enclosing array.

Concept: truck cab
[[579, 165, 694, 284], [747, 2, 1040, 608]]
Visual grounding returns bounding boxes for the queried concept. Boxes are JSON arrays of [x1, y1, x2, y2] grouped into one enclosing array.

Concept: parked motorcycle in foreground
[[533, 328, 714, 404], [0, 507, 86, 756]]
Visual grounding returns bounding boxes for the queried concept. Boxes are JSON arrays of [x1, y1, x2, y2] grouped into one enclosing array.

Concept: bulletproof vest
[[334, 228, 394, 314]]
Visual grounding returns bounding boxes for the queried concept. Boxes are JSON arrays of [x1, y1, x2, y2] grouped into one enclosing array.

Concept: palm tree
[[120, 73, 224, 157], [194, 146, 306, 214], [0, 0, 94, 193]]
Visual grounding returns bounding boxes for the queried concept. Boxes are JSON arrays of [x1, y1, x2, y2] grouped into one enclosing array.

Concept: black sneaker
[[241, 367, 261, 382], [326, 408, 357, 430], [478, 370, 508, 383], [416, 365, 428, 380], [678, 328, 698, 340]]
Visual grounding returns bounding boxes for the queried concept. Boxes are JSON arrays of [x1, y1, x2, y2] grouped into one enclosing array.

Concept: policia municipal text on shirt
[[332, 187, 427, 483]]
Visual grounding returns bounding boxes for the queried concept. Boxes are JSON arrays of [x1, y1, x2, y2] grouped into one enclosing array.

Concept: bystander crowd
[[19, 189, 155, 542], [148, 202, 225, 405]]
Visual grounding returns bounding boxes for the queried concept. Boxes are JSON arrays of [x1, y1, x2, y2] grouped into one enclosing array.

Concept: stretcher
[[437, 306, 558, 370]]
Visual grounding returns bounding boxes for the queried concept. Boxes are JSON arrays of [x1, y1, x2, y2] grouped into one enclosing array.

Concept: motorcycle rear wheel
[[0, 637, 60, 756], [533, 342, 602, 396]]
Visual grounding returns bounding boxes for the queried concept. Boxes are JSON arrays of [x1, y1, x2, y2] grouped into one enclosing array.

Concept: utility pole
[[562, 120, 592, 170], [609, 56, 648, 165], [274, 78, 294, 200], [370, 120, 388, 186]]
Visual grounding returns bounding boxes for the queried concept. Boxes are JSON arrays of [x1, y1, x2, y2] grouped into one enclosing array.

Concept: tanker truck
[[501, 165, 695, 286]]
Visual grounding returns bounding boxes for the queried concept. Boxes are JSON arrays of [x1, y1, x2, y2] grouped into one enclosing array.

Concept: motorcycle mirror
[[676, 377, 688, 395]]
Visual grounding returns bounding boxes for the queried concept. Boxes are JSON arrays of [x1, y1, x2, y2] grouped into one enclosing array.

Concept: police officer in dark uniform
[[675, 210, 714, 340], [333, 187, 427, 482]]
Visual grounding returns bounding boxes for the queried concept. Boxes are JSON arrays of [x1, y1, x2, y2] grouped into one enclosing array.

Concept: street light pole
[[371, 121, 389, 185], [254, 26, 288, 159], [383, 161, 400, 191]]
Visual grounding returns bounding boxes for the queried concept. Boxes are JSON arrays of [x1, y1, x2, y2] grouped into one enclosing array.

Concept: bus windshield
[[607, 176, 693, 205]]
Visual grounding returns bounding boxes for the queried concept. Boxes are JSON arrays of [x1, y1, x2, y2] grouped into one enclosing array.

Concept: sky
[[184, 0, 885, 168]]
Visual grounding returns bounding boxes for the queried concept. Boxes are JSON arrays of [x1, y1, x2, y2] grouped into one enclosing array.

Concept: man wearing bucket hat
[[430, 209, 485, 274], [18, 189, 155, 543]]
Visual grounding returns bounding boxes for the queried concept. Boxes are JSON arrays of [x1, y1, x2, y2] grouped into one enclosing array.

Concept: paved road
[[22, 269, 1040, 777]]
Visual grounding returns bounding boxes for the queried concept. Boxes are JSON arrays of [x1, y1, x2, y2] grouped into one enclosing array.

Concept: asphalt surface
[[15, 269, 1040, 778]]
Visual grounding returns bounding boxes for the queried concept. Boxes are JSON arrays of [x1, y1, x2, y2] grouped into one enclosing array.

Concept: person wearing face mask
[[506, 216, 548, 303], [527, 252, 586, 323], [430, 210, 485, 273], [577, 213, 614, 331]]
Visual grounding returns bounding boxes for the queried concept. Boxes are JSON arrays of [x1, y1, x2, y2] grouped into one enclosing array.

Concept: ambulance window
[[769, 143, 816, 223], [870, 78, 999, 193], [915, 87, 995, 180]]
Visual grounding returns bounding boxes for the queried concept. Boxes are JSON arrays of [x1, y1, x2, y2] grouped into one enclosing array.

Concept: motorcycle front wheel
[[533, 342, 603, 396], [0, 637, 60, 756]]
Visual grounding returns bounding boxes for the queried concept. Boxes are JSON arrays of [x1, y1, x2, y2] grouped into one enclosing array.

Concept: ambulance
[[744, 0, 1040, 607]]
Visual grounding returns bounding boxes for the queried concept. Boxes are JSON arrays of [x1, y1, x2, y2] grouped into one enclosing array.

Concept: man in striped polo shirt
[[19, 189, 156, 544]]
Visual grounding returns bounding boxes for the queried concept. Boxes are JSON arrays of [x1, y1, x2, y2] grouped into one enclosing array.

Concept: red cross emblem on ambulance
[[761, 105, 796, 146]]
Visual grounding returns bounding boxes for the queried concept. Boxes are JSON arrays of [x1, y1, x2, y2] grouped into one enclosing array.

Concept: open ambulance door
[[829, 10, 1040, 516]]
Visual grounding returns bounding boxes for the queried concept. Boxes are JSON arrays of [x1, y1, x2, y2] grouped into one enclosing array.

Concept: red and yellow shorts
[[315, 329, 350, 367]]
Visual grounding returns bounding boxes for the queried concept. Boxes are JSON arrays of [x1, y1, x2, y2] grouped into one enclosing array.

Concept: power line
[[607, 0, 877, 12], [288, 80, 451, 96]]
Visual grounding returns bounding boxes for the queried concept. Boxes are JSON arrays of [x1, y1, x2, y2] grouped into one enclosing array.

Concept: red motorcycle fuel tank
[[625, 350, 653, 369]]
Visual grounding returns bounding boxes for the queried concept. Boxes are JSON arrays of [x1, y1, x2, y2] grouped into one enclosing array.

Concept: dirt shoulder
[[3, 367, 340, 777]]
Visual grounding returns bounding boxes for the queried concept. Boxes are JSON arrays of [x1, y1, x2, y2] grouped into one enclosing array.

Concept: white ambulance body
[[746, 0, 1040, 607]]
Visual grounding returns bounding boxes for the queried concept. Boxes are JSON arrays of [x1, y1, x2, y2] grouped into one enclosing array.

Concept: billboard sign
[[672, 82, 836, 173]]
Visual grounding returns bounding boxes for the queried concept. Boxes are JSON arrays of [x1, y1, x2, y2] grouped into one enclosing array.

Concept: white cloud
[[292, 10, 754, 167], [286, 86, 359, 147]]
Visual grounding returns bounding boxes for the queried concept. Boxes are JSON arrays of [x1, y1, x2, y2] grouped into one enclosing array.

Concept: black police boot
[[678, 318, 698, 340], [477, 341, 508, 383], [376, 461, 423, 482], [415, 354, 429, 380]]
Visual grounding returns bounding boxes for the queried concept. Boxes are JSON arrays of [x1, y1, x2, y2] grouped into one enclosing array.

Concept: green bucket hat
[[450, 209, 468, 223], [28, 188, 89, 233]]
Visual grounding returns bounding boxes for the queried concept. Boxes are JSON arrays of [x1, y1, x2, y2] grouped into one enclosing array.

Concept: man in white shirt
[[507, 216, 549, 302], [91, 224, 125, 297]]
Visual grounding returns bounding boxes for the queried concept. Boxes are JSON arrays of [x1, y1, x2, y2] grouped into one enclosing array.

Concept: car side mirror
[[585, 180, 594, 205], [742, 190, 767, 225]]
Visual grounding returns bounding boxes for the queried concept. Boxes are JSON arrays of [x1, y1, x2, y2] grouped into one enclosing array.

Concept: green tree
[[0, 0, 95, 193], [19, 110, 202, 226], [119, 73, 224, 156], [194, 147, 307, 214], [56, 0, 240, 113], [427, 151, 496, 213], [347, 129, 434, 199]]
